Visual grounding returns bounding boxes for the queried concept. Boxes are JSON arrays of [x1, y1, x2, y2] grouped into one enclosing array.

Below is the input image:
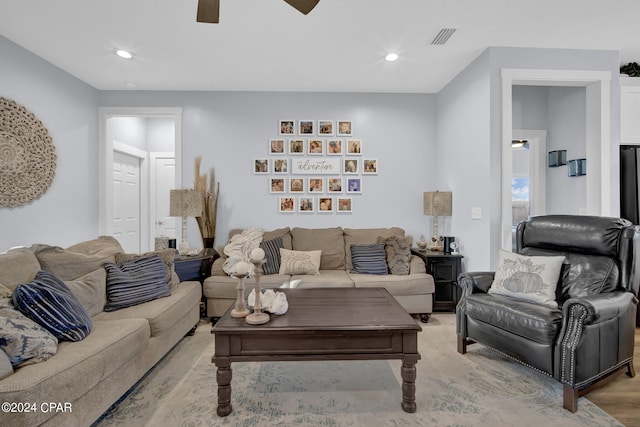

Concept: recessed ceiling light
[[385, 53, 399, 62], [116, 49, 133, 59]]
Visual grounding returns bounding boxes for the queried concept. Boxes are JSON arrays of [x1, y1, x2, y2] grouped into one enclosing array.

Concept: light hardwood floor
[[586, 327, 639, 427]]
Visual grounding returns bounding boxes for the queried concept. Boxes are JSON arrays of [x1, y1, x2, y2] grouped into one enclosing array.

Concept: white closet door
[[113, 151, 141, 253]]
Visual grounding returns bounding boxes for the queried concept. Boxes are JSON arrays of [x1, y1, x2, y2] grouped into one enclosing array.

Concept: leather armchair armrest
[[562, 291, 638, 325], [458, 271, 495, 296]]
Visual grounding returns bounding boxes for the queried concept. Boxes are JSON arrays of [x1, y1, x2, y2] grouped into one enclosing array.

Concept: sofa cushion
[[31, 236, 123, 281], [291, 227, 345, 270], [0, 297, 58, 367], [350, 243, 388, 275], [64, 268, 107, 317], [0, 248, 40, 291], [204, 274, 291, 300], [103, 254, 170, 311], [260, 237, 283, 275], [94, 282, 201, 337], [279, 249, 322, 275], [115, 249, 179, 292], [378, 235, 412, 275], [292, 270, 355, 288], [344, 227, 405, 271], [465, 293, 563, 345], [488, 250, 564, 308], [0, 317, 149, 421], [13, 271, 93, 342], [351, 272, 435, 295], [263, 227, 292, 250]]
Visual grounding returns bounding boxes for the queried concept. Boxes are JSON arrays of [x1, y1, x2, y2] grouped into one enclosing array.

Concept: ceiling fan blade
[[284, 0, 319, 15], [197, 0, 220, 23]]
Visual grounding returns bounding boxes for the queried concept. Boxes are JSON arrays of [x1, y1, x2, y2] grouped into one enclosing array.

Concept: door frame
[[98, 107, 182, 252], [501, 69, 611, 250]]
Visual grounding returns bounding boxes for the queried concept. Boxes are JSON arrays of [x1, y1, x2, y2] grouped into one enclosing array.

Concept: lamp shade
[[423, 191, 452, 216], [169, 189, 202, 217]]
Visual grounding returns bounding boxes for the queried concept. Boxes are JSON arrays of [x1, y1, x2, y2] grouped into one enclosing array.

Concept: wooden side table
[[174, 254, 215, 318], [412, 249, 463, 312]]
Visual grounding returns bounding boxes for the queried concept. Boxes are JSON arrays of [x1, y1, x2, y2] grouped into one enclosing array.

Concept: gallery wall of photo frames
[[253, 119, 378, 214]]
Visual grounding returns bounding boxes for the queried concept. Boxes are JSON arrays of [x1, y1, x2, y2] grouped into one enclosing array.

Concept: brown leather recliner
[[456, 215, 639, 412]]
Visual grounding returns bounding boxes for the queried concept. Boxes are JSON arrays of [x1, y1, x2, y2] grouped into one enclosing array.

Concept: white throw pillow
[[488, 250, 565, 308], [279, 249, 322, 275]]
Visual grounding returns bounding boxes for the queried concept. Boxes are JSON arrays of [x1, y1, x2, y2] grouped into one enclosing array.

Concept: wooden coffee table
[[211, 287, 422, 416]]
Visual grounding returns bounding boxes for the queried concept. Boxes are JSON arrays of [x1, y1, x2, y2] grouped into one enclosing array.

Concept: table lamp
[[423, 191, 452, 251], [169, 189, 203, 255]]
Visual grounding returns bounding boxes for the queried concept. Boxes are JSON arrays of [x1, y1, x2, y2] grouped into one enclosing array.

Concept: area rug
[[94, 313, 622, 427]]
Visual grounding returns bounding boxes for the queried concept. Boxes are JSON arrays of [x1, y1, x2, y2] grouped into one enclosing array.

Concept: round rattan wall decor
[[0, 97, 57, 207]]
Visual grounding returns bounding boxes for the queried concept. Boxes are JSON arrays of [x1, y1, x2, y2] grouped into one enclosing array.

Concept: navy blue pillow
[[13, 271, 92, 342], [103, 254, 170, 311], [350, 243, 388, 275]]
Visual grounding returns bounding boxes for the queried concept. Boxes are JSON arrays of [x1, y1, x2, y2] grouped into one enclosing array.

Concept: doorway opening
[[501, 69, 612, 251], [99, 107, 183, 253]]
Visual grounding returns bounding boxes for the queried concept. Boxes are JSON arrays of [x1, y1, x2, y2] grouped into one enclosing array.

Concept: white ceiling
[[1, 0, 639, 93]]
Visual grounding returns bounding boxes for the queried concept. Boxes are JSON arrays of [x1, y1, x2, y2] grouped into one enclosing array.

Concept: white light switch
[[471, 207, 482, 220]]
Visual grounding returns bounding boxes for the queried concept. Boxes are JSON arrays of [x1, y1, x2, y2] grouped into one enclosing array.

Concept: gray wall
[[0, 36, 99, 248], [438, 46, 620, 270], [0, 35, 622, 274], [98, 91, 438, 247]]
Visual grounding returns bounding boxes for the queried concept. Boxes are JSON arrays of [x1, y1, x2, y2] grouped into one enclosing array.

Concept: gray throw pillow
[[104, 254, 170, 311], [260, 237, 283, 275], [378, 236, 412, 275], [350, 243, 388, 275]]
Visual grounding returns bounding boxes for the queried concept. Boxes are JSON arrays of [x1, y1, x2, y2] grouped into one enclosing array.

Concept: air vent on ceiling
[[431, 28, 457, 45]]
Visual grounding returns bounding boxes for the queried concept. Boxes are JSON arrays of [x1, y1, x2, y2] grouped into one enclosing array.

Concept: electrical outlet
[[471, 207, 482, 220]]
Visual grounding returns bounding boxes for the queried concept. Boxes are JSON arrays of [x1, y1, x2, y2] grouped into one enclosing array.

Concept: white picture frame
[[327, 177, 343, 193], [254, 158, 269, 174], [337, 197, 353, 213], [363, 159, 378, 174], [272, 158, 288, 174], [343, 158, 359, 174], [337, 120, 353, 136], [299, 120, 314, 135], [346, 177, 362, 194], [308, 177, 324, 193], [298, 197, 314, 213], [327, 139, 343, 155], [279, 120, 295, 136], [318, 197, 334, 213], [270, 177, 286, 193], [269, 138, 286, 154], [346, 139, 362, 155], [289, 139, 305, 155], [318, 120, 334, 136], [307, 139, 324, 155], [279, 197, 295, 213]]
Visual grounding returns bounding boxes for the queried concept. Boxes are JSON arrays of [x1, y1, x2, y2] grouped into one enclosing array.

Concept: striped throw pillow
[[13, 271, 92, 341], [103, 254, 170, 312], [260, 237, 283, 275], [350, 243, 388, 275]]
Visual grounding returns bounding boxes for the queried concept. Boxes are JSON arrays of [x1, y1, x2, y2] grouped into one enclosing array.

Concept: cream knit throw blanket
[[222, 227, 264, 276]]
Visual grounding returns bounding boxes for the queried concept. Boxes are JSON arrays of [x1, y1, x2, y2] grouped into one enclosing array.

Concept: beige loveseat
[[0, 237, 201, 427], [204, 227, 435, 321]]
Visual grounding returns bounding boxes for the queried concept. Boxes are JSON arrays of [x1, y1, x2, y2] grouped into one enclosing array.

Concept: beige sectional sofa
[[0, 237, 201, 427], [204, 227, 435, 321]]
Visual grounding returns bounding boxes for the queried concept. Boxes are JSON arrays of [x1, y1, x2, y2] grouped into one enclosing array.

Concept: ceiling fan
[[197, 0, 319, 24]]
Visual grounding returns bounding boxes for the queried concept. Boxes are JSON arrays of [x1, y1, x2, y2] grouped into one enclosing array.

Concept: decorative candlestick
[[246, 248, 270, 325], [230, 261, 250, 318]]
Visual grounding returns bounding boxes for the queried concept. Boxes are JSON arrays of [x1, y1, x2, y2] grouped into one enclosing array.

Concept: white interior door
[[113, 151, 141, 253], [151, 154, 177, 241]]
